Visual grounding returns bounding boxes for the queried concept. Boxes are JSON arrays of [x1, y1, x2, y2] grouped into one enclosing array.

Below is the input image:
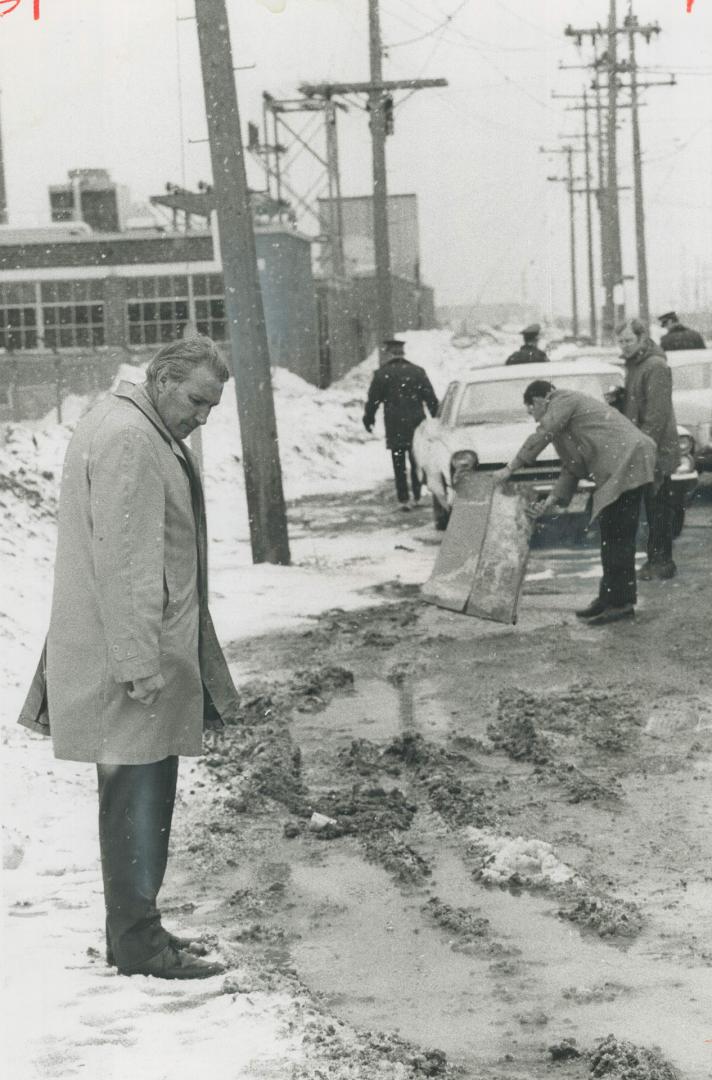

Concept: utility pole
[[301, 1, 447, 364], [553, 92, 599, 343], [582, 93, 597, 343], [542, 145, 581, 338], [325, 98, 346, 277], [564, 13, 624, 341], [195, 0, 290, 566], [606, 0, 624, 333], [564, 3, 674, 336], [627, 15, 648, 323], [368, 0, 393, 356], [0, 91, 7, 225], [622, 8, 674, 325]]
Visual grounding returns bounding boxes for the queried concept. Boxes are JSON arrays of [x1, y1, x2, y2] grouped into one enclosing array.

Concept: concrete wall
[[255, 230, 319, 385]]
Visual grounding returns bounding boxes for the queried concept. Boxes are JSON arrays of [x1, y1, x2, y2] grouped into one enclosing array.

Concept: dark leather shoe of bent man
[[575, 598, 606, 619], [585, 604, 635, 627], [118, 944, 224, 980], [639, 559, 676, 581]]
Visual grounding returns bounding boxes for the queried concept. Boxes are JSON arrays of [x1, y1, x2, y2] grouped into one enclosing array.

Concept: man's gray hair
[[616, 317, 647, 339], [145, 336, 230, 386]]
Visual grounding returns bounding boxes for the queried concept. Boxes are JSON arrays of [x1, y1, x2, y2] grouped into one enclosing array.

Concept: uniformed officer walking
[[363, 338, 439, 510]]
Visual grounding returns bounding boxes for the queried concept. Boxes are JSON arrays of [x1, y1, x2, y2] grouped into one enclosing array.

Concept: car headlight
[[678, 433, 695, 455], [450, 449, 479, 482]]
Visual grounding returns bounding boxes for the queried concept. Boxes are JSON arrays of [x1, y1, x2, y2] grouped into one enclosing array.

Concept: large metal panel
[[422, 474, 533, 624]]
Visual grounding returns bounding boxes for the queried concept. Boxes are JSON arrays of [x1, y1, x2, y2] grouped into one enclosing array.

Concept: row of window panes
[[1, 276, 228, 306], [192, 273, 224, 297], [127, 298, 226, 344], [44, 304, 105, 348], [0, 306, 37, 350], [0, 277, 228, 349], [0, 304, 105, 350], [41, 280, 105, 303], [129, 276, 189, 300]]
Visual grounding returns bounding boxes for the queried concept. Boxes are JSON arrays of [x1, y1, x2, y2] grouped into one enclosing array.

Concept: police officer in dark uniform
[[363, 339, 439, 510], [658, 311, 706, 351], [505, 323, 549, 366]]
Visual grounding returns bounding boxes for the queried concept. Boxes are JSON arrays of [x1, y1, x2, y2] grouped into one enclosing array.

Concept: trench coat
[[363, 357, 439, 450], [623, 339, 681, 478], [18, 382, 240, 764], [513, 389, 656, 519]]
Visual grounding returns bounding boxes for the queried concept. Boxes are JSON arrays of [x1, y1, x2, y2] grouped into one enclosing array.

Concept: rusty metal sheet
[[422, 474, 533, 624]]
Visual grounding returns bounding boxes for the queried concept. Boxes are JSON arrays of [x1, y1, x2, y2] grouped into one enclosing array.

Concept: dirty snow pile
[[465, 827, 579, 886]]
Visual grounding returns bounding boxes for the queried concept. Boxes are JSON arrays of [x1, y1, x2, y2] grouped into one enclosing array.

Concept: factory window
[[0, 283, 38, 350], [126, 276, 190, 345], [42, 281, 105, 348], [192, 274, 226, 340]]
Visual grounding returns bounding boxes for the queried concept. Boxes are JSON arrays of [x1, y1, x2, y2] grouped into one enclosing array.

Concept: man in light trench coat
[[494, 379, 656, 627], [18, 337, 240, 979]]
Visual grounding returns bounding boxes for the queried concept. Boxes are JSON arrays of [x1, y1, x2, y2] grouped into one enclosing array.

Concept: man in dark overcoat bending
[[363, 338, 439, 509]]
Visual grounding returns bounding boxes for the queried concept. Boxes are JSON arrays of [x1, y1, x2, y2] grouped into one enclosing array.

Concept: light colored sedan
[[412, 359, 698, 533], [666, 349, 712, 472]]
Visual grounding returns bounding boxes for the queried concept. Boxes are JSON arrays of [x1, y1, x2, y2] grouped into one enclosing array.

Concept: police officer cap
[[658, 311, 678, 325], [383, 338, 406, 350], [521, 323, 541, 337]]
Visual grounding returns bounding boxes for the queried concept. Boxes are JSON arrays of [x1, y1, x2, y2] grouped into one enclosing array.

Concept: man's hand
[[527, 493, 558, 520], [492, 466, 513, 486], [127, 673, 165, 706]]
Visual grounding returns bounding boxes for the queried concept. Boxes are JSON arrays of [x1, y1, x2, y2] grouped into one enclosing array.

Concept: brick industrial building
[[0, 171, 435, 420]]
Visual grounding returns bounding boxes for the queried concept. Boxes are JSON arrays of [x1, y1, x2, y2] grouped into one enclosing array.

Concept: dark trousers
[[598, 486, 645, 608], [391, 446, 421, 504], [644, 475, 674, 564], [97, 756, 178, 971]]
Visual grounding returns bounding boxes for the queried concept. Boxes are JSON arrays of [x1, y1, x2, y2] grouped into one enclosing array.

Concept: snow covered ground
[[0, 326, 564, 1079]]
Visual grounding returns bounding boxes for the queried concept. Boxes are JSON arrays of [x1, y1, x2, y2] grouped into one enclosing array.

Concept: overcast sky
[[1, 0, 710, 319]]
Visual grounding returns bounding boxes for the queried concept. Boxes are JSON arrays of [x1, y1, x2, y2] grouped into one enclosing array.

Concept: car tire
[[672, 504, 685, 538], [432, 494, 450, 531]]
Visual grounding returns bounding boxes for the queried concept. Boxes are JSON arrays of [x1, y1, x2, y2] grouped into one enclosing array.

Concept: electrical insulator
[[384, 93, 394, 136]]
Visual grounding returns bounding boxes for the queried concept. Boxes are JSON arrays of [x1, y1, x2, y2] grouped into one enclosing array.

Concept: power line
[[385, 0, 559, 111], [386, 0, 469, 49], [490, 0, 562, 42]]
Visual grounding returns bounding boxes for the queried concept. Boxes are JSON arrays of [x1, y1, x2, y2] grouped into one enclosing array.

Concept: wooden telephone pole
[[542, 145, 581, 339], [553, 91, 600, 343], [564, 1, 674, 336], [301, 0, 447, 364], [195, 0, 290, 565]]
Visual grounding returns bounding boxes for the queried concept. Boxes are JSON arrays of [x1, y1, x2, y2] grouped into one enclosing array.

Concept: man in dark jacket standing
[[618, 318, 681, 580], [363, 338, 439, 509], [659, 311, 706, 351], [505, 323, 549, 366]]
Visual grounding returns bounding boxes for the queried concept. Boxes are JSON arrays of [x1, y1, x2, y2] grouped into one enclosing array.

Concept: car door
[[413, 381, 459, 483]]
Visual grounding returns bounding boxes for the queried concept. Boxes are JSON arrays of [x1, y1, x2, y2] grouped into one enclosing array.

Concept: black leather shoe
[[585, 604, 635, 627], [107, 931, 207, 968], [639, 559, 676, 581], [118, 944, 224, 980], [575, 598, 606, 619]]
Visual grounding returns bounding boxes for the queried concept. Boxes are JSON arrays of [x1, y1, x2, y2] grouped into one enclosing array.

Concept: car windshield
[[456, 373, 620, 425], [671, 362, 711, 391]]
